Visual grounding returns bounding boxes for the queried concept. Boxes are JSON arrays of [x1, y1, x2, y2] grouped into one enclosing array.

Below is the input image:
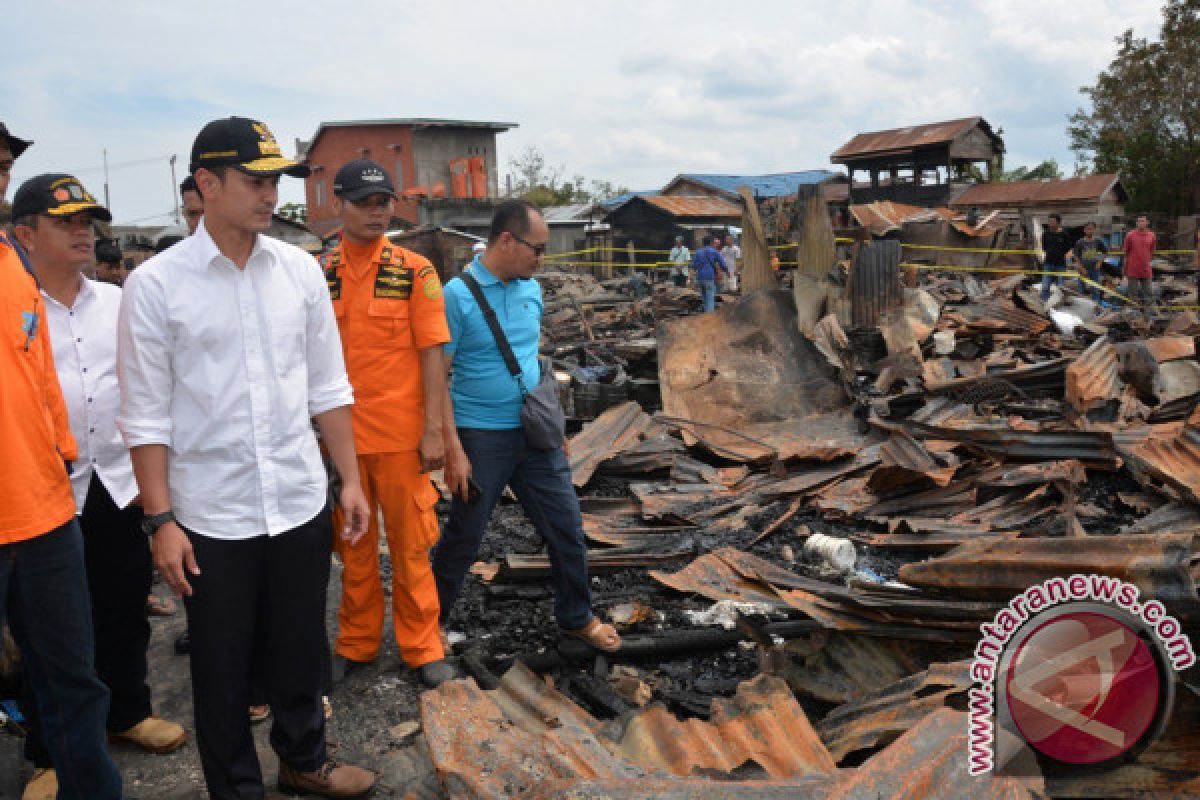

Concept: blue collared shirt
[[444, 256, 542, 429]]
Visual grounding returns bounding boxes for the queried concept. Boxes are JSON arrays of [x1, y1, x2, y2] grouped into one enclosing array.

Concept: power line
[[69, 154, 177, 175]]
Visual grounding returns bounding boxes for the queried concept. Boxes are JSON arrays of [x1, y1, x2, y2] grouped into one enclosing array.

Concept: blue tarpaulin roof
[[673, 171, 837, 198], [599, 190, 658, 209]]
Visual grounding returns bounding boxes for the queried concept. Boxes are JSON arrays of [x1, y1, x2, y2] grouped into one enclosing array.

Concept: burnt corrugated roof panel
[[644, 195, 744, 218], [949, 174, 1122, 207], [832, 117, 992, 161]]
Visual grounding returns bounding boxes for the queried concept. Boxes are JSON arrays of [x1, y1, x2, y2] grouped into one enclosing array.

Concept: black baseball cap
[[12, 174, 112, 222], [0, 122, 31, 160], [333, 159, 396, 202], [189, 116, 310, 178]]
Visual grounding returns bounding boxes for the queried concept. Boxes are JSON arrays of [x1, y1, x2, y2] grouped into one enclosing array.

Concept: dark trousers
[[184, 510, 332, 800], [0, 520, 122, 799], [432, 428, 593, 631], [25, 476, 153, 767]]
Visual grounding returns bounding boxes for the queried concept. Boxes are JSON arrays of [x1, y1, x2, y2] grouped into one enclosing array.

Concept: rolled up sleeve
[[116, 270, 174, 447], [303, 259, 354, 416]]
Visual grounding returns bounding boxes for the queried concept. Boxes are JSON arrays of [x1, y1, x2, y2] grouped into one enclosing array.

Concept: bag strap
[[460, 271, 528, 394]]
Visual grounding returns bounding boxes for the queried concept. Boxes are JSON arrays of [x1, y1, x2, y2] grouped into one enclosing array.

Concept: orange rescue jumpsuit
[[0, 232, 78, 544], [323, 238, 449, 667]]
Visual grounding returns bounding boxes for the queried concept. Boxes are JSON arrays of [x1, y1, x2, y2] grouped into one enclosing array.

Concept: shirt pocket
[[366, 298, 413, 349]]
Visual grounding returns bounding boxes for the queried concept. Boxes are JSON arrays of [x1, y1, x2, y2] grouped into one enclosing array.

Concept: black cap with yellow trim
[[12, 174, 112, 222], [189, 116, 310, 178]]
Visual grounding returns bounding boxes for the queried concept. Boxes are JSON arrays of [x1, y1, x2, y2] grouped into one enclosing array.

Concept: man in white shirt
[[11, 173, 187, 798], [118, 117, 374, 799], [668, 235, 690, 287], [722, 235, 741, 292]]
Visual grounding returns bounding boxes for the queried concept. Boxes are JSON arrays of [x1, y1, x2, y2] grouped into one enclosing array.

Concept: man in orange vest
[[0, 123, 123, 799], [324, 159, 456, 687]]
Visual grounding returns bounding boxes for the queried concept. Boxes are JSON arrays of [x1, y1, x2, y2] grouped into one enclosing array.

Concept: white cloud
[[4, 0, 1164, 222]]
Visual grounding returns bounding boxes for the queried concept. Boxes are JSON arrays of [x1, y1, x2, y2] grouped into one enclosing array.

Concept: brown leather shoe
[[110, 716, 188, 754], [278, 760, 375, 798]]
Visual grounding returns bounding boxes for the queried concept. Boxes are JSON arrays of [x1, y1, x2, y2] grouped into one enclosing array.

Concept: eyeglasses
[[509, 232, 546, 256]]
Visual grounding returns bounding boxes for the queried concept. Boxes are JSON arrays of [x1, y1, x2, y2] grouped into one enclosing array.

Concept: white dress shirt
[[117, 221, 354, 540], [44, 277, 139, 512]]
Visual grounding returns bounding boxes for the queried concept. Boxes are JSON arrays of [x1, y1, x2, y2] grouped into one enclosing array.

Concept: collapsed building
[[404, 181, 1200, 799]]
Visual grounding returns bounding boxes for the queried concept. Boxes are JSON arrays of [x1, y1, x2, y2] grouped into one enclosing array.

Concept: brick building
[[297, 118, 517, 236]]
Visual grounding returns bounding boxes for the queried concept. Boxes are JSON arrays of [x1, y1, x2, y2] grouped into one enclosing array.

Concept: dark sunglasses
[[509, 232, 546, 256]]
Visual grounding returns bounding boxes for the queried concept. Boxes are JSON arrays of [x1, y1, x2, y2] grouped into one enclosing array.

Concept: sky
[[4, 0, 1164, 227]]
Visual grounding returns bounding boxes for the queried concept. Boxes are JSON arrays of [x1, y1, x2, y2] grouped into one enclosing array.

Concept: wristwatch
[[141, 510, 177, 537]]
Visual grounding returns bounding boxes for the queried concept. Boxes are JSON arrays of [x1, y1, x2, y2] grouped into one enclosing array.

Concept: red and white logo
[[1004, 610, 1161, 765]]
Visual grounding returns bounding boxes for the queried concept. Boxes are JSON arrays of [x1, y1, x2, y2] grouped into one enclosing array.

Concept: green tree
[[1068, 0, 1200, 215], [505, 146, 627, 206], [997, 159, 1064, 182], [278, 201, 307, 224]]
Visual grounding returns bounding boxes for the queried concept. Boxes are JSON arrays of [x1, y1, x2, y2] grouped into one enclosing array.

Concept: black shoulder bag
[[460, 273, 565, 450]]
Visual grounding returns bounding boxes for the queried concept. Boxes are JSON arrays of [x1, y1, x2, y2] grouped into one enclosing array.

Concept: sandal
[[562, 618, 622, 653], [146, 594, 176, 617]]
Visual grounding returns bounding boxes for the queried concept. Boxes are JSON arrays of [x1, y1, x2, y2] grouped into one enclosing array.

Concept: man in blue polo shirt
[[432, 200, 620, 653]]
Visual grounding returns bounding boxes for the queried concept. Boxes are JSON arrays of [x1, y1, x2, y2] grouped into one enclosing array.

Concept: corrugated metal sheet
[[419, 662, 837, 799], [1065, 336, 1121, 414], [656, 290, 850, 461], [951, 300, 1052, 334], [611, 674, 836, 777], [868, 431, 957, 492], [568, 401, 666, 487], [902, 420, 1117, 465], [1121, 423, 1200, 505], [849, 202, 1007, 238], [644, 195, 743, 218], [897, 533, 1200, 612], [1143, 335, 1197, 363], [950, 174, 1121, 208], [822, 708, 1040, 800], [832, 117, 985, 160], [816, 661, 973, 762], [848, 240, 903, 329]]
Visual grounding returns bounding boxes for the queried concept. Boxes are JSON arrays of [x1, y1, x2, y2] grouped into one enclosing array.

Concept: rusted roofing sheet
[[1065, 336, 1120, 414], [657, 289, 849, 459], [1121, 422, 1200, 504], [897, 533, 1200, 612], [822, 708, 1041, 800], [902, 420, 1117, 465], [568, 401, 665, 486], [644, 194, 743, 218], [868, 431, 957, 491], [816, 661, 973, 762], [831, 116, 985, 161], [612, 674, 836, 777], [419, 663, 835, 799], [950, 173, 1121, 207], [1143, 335, 1197, 363]]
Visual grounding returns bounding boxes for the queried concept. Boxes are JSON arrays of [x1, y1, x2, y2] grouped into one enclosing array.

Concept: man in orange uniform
[[0, 122, 123, 798], [324, 159, 456, 687]]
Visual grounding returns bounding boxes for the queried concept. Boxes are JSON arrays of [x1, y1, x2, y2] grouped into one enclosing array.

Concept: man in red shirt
[[1123, 214, 1157, 312]]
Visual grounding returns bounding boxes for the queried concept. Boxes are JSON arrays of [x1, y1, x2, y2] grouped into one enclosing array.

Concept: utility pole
[[169, 155, 180, 225], [103, 148, 111, 209]]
